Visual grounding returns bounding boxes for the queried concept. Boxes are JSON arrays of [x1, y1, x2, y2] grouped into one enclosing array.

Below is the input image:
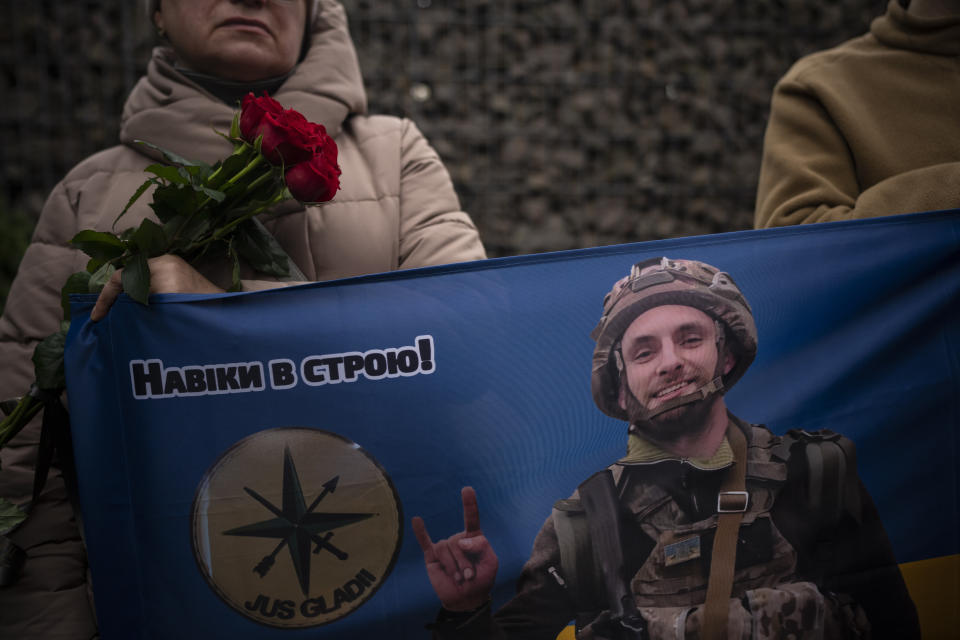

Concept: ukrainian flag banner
[[65, 211, 960, 639]]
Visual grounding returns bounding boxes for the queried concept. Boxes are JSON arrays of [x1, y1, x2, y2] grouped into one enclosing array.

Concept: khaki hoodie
[[755, 0, 960, 227], [0, 2, 483, 636]]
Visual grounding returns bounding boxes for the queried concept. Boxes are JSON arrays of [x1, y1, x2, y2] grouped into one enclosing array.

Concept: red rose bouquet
[[0, 94, 341, 533]]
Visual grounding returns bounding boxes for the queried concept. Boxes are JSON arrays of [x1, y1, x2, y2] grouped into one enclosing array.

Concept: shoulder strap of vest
[[551, 463, 645, 636], [577, 470, 646, 637], [551, 497, 596, 613]]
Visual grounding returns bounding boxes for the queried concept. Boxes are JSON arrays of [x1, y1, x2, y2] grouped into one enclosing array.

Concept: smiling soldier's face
[[618, 305, 733, 441]]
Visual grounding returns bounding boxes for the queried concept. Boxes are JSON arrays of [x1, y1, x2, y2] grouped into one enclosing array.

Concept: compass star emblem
[[223, 445, 373, 596], [192, 427, 402, 628]]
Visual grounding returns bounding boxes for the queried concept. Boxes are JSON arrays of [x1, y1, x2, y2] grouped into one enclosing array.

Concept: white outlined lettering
[[130, 359, 265, 399], [300, 335, 436, 387], [129, 335, 436, 400]]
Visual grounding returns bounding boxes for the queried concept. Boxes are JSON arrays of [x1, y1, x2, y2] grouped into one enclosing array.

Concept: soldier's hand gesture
[[412, 486, 499, 611]]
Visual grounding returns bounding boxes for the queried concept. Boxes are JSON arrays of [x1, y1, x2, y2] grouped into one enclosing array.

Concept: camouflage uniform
[[431, 416, 916, 640]]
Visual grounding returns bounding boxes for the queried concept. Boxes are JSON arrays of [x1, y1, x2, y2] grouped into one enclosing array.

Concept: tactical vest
[[551, 425, 869, 639]]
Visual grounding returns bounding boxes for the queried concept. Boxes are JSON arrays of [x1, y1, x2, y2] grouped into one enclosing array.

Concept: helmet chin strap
[[640, 375, 724, 420], [624, 375, 724, 422]]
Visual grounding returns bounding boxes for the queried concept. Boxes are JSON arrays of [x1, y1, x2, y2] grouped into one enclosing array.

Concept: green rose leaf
[[133, 218, 167, 257], [70, 230, 126, 262], [0, 498, 26, 536], [0, 399, 17, 417], [88, 262, 116, 293], [221, 180, 251, 202], [151, 183, 201, 223], [230, 111, 241, 139], [121, 252, 151, 306], [146, 164, 189, 185], [251, 175, 283, 201], [200, 187, 226, 203], [85, 257, 105, 273], [114, 177, 157, 227], [61, 271, 92, 321], [227, 238, 241, 292], [185, 165, 215, 185], [136, 140, 200, 168], [33, 329, 67, 391], [224, 175, 280, 209], [0, 395, 42, 451], [220, 153, 248, 178], [163, 213, 213, 253], [234, 218, 292, 278]]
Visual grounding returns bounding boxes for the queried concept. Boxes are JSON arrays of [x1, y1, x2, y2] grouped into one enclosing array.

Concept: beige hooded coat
[[0, 2, 484, 636]]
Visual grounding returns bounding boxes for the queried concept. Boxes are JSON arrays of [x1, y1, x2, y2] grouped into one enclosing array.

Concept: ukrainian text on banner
[[65, 211, 960, 639]]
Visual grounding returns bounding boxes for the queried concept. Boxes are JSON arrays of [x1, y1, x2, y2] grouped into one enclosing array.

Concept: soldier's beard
[[622, 384, 717, 447]]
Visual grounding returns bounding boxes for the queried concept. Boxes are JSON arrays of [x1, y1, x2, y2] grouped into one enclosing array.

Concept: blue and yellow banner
[[65, 211, 960, 638]]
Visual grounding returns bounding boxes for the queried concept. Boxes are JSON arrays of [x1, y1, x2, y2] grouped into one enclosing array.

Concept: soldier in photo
[[413, 257, 919, 639]]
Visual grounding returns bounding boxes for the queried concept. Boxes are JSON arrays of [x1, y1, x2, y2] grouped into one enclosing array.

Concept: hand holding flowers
[[0, 94, 341, 533]]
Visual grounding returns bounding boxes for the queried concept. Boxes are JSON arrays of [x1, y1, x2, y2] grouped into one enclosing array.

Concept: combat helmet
[[590, 257, 757, 421]]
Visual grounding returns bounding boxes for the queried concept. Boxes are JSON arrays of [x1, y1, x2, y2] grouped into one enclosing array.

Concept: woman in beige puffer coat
[[0, 1, 485, 637]]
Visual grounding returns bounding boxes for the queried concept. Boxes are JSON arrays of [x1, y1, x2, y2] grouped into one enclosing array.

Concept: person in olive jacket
[[755, 0, 960, 228]]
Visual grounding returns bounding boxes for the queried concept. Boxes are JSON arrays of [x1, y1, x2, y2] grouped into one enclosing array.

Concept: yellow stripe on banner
[[900, 554, 960, 640], [552, 555, 959, 640]]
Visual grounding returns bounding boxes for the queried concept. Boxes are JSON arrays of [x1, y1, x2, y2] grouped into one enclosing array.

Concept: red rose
[[239, 93, 340, 198], [285, 152, 341, 204], [239, 93, 283, 143], [316, 125, 338, 164], [255, 110, 322, 166], [239, 93, 328, 166]]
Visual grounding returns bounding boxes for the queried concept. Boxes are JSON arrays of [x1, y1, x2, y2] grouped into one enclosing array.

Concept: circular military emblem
[[190, 428, 402, 628]]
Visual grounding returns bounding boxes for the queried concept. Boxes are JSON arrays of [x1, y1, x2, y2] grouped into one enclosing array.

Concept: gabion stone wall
[[1, 0, 886, 258], [1, 2, 154, 213]]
